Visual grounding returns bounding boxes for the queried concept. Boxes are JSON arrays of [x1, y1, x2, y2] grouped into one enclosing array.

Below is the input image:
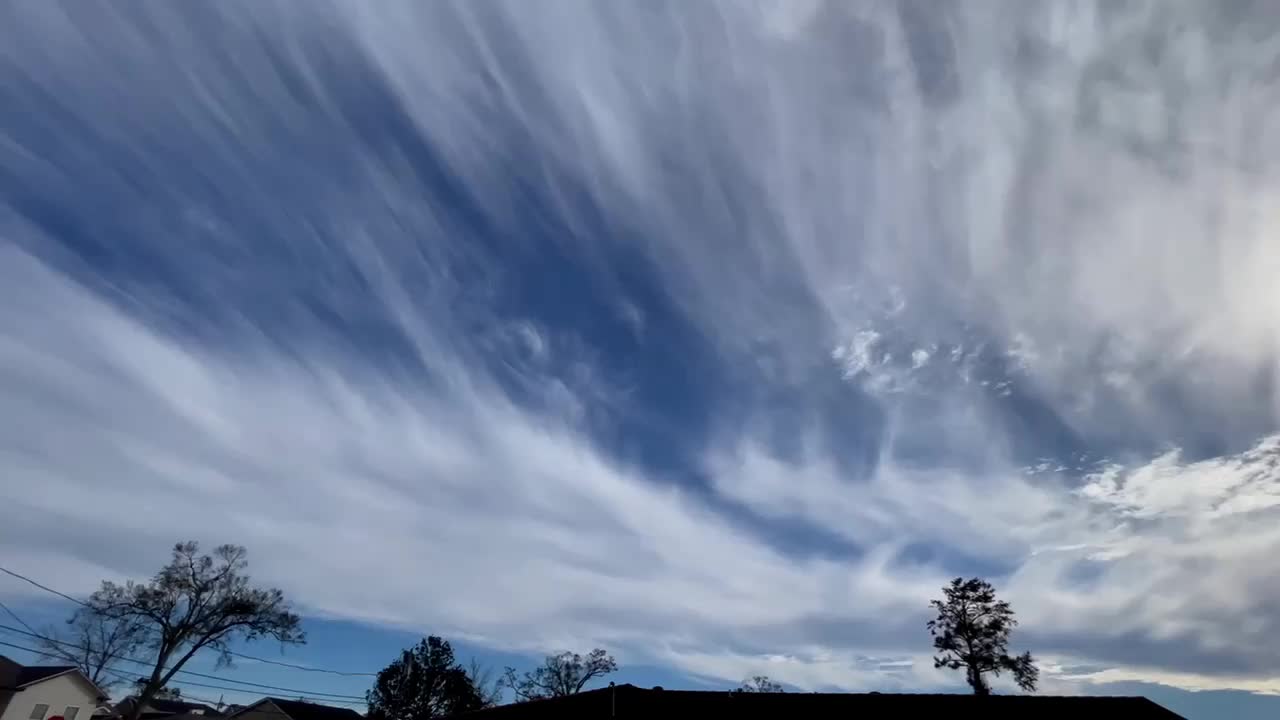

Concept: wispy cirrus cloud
[[2, 0, 1280, 709]]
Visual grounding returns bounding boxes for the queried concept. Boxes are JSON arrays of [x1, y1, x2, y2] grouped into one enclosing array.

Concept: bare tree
[[37, 607, 146, 691], [736, 675, 785, 693], [466, 659, 503, 708], [88, 542, 304, 720], [501, 649, 617, 701], [927, 577, 1038, 695]]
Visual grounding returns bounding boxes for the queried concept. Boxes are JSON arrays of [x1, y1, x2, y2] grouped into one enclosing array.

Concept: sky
[[1, 2, 1279, 719]]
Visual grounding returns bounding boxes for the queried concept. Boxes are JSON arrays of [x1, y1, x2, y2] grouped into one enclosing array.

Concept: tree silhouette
[[89, 542, 304, 720], [736, 675, 785, 693], [501, 649, 617, 701], [36, 608, 146, 691], [366, 637, 485, 720], [466, 659, 503, 708], [132, 678, 181, 700], [927, 577, 1038, 695]]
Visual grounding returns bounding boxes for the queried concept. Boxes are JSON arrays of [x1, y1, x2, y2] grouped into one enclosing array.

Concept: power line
[[0, 638, 361, 715], [0, 567, 87, 606], [97, 669, 364, 715], [0, 599, 41, 636], [125, 676, 365, 707], [96, 666, 365, 710], [0, 637, 82, 662], [0, 565, 376, 678], [0, 624, 367, 702], [224, 652, 374, 678]]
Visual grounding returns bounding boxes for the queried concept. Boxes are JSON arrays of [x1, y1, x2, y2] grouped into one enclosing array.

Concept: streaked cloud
[[2, 0, 1279, 704]]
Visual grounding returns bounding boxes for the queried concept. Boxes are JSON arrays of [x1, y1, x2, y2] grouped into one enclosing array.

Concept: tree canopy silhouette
[[131, 679, 181, 700], [88, 542, 303, 720], [366, 636, 486, 720], [927, 577, 1038, 695], [736, 675, 785, 692], [502, 649, 617, 701]]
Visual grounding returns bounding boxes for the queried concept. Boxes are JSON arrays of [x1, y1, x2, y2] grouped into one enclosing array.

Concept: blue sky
[[2, 2, 1280, 719]]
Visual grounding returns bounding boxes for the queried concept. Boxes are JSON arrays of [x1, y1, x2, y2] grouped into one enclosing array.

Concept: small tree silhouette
[[927, 577, 1038, 695], [366, 636, 485, 719], [501, 649, 617, 700], [736, 675, 784, 693]]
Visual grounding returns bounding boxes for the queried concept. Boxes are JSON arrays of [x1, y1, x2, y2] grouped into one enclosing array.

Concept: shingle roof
[[141, 699, 221, 716], [0, 656, 21, 713], [461, 683, 1187, 719], [116, 697, 221, 718], [162, 712, 225, 720], [15, 665, 77, 687], [0, 656, 106, 720], [0, 657, 19, 686], [262, 698, 363, 720]]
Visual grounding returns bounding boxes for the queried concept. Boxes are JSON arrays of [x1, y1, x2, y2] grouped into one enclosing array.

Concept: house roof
[[162, 712, 226, 720], [0, 655, 105, 695], [15, 665, 78, 687], [116, 696, 221, 718], [232, 698, 363, 720], [143, 699, 221, 715], [0, 656, 109, 720], [459, 684, 1188, 719], [0, 655, 21, 717]]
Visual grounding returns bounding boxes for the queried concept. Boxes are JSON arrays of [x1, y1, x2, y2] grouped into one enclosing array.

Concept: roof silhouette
[[235, 698, 363, 720], [14, 665, 78, 687], [461, 683, 1187, 719]]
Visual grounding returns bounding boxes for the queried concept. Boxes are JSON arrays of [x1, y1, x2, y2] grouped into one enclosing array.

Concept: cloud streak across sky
[[3, 0, 1280, 704]]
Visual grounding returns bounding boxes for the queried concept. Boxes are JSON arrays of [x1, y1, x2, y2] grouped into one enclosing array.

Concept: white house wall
[[0, 674, 100, 720]]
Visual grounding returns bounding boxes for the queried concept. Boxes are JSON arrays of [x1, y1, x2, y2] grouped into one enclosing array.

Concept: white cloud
[[659, 647, 952, 693], [1058, 666, 1280, 697], [5, 238, 1279, 693], [351, 0, 1280, 443], [3, 0, 1280, 702], [708, 411, 1280, 688], [0, 245, 935, 684]]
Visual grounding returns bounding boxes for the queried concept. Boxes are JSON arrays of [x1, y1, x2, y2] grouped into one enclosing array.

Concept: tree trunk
[[967, 666, 990, 696], [124, 650, 172, 720]]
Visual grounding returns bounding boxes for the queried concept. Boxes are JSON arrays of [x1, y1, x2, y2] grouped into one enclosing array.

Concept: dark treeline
[[30, 541, 1038, 720]]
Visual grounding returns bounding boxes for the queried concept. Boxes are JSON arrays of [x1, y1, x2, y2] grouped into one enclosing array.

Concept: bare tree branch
[[36, 608, 146, 691], [89, 541, 304, 720], [501, 649, 617, 701], [466, 659, 503, 708]]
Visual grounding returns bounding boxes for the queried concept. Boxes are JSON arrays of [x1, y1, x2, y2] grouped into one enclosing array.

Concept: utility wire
[[97, 668, 365, 714], [0, 624, 366, 702], [0, 565, 376, 677], [119, 675, 366, 708], [0, 638, 363, 714], [0, 567, 86, 606], [0, 599, 41, 636]]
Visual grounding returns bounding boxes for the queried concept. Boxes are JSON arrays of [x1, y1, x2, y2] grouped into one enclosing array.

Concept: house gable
[[225, 699, 286, 720], [0, 657, 106, 720], [0, 667, 108, 720], [228, 698, 361, 720]]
